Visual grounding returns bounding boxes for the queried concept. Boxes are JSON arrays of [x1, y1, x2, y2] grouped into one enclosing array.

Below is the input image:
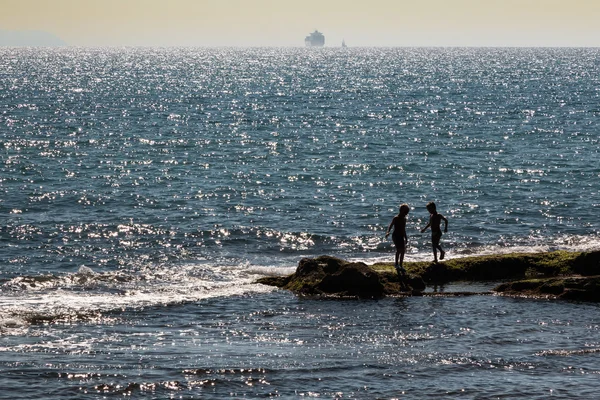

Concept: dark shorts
[[432, 231, 442, 245], [392, 233, 405, 251]]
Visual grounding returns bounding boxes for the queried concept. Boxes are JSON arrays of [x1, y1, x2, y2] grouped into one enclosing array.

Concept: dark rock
[[256, 275, 290, 287], [407, 275, 426, 291], [422, 262, 451, 283], [270, 256, 386, 297], [296, 255, 349, 276], [572, 251, 600, 276], [539, 280, 565, 295], [559, 287, 600, 302], [295, 257, 326, 277], [317, 262, 384, 298]]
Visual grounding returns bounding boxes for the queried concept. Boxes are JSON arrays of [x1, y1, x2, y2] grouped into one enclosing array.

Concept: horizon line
[[2, 44, 600, 49]]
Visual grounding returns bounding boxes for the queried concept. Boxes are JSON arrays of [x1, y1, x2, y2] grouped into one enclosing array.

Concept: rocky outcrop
[[404, 250, 600, 284], [257, 255, 423, 298], [257, 250, 600, 301]]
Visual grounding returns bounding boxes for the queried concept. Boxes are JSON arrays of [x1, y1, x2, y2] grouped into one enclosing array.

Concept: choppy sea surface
[[1, 47, 600, 399]]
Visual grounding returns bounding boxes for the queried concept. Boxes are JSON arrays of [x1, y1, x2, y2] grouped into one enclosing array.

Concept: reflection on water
[[1, 290, 599, 398]]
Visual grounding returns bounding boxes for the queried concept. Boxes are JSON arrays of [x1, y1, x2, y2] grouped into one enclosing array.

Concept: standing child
[[421, 202, 448, 263], [385, 204, 410, 275]]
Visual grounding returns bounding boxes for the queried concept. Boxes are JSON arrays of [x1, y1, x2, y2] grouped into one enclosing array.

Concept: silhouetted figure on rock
[[421, 202, 448, 263], [385, 203, 410, 276]]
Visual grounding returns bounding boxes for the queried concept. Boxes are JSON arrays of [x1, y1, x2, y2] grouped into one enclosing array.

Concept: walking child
[[385, 203, 410, 275], [421, 202, 448, 263]]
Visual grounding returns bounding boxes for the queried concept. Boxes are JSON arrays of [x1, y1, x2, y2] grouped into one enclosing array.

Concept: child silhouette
[[421, 202, 448, 263]]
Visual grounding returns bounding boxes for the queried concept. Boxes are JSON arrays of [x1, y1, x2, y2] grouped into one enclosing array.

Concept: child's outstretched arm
[[421, 220, 431, 233]]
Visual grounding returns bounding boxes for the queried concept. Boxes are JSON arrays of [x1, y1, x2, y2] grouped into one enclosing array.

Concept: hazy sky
[[2, 0, 600, 47]]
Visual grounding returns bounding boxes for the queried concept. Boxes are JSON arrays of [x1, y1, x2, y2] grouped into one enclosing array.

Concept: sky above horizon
[[2, 0, 600, 47]]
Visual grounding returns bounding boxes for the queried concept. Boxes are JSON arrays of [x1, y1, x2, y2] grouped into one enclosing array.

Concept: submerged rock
[[494, 276, 600, 302]]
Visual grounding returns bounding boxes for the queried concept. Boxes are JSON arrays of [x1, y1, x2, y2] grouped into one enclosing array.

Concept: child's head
[[399, 203, 410, 216], [426, 201, 437, 213]]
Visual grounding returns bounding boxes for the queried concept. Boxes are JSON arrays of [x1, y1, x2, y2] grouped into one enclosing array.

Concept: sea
[[1, 47, 600, 399]]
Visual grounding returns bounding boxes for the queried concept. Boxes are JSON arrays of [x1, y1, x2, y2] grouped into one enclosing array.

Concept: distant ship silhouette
[[305, 30, 325, 47]]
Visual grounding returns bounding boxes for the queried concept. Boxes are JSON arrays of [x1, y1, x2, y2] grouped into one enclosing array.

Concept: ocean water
[[1, 47, 600, 399]]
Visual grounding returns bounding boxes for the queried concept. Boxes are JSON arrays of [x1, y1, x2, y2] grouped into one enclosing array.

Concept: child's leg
[[437, 243, 445, 259], [394, 239, 406, 274], [435, 234, 445, 260], [432, 233, 442, 262]]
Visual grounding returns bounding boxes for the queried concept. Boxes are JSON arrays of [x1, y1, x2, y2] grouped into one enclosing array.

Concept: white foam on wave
[[245, 265, 297, 276], [452, 234, 600, 259], [0, 262, 280, 331], [0, 316, 29, 336], [352, 234, 600, 265]]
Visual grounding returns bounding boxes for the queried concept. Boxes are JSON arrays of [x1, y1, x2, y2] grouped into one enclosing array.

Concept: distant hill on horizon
[[0, 30, 67, 47]]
